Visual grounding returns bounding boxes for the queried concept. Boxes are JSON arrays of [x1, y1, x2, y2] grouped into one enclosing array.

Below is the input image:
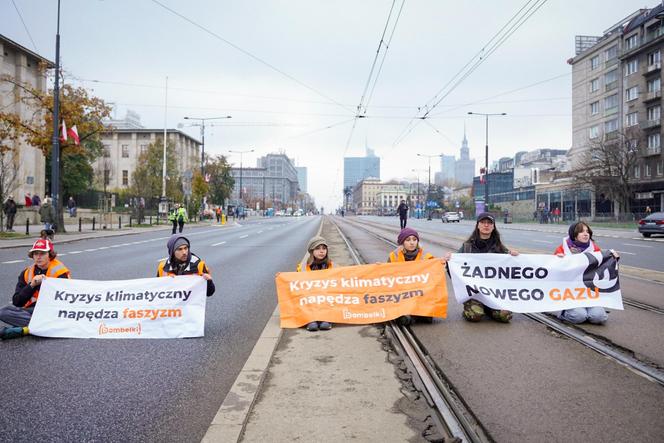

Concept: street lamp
[[229, 149, 255, 207], [417, 153, 444, 220], [50, 0, 62, 228], [183, 115, 232, 174], [411, 168, 427, 219], [468, 111, 507, 212]]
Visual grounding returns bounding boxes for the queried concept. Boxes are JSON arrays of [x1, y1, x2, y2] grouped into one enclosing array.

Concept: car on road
[[638, 212, 664, 237], [441, 211, 461, 223]]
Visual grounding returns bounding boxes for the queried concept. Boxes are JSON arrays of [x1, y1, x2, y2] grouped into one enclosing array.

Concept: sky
[[0, 0, 648, 212]]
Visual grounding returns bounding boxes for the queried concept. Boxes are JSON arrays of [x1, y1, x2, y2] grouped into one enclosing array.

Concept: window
[[590, 55, 599, 70], [604, 118, 618, 133], [121, 144, 129, 158], [604, 93, 618, 110], [122, 170, 128, 186], [648, 105, 661, 121], [605, 45, 618, 60], [634, 165, 640, 179], [590, 101, 600, 115], [589, 125, 599, 139], [648, 133, 661, 149], [648, 50, 661, 66], [104, 169, 110, 185], [648, 77, 661, 92], [625, 59, 638, 76], [103, 144, 111, 157], [625, 112, 638, 127], [589, 78, 599, 92], [604, 69, 617, 84], [658, 161, 663, 176], [626, 86, 639, 101], [625, 34, 639, 50], [140, 144, 148, 155], [645, 163, 652, 177]]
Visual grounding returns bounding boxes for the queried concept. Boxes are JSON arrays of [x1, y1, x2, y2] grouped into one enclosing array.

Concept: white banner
[[29, 276, 207, 339], [447, 251, 623, 313]]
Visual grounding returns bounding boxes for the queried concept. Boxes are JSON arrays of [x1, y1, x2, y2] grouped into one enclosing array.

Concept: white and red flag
[[67, 125, 80, 145], [59, 119, 67, 142]]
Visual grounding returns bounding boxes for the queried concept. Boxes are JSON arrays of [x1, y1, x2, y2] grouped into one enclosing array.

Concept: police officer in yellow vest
[[176, 205, 188, 233], [0, 238, 71, 339], [157, 234, 215, 297]]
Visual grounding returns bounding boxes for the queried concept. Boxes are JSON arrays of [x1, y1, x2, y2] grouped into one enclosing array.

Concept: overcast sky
[[1, 0, 647, 211]]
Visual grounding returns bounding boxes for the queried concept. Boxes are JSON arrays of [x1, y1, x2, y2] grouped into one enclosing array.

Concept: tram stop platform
[[203, 218, 434, 442]]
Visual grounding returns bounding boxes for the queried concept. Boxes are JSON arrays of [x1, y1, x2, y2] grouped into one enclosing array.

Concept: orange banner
[[276, 260, 447, 328]]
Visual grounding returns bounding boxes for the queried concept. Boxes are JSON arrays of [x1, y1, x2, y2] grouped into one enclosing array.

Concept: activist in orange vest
[[448, 212, 519, 323], [297, 235, 333, 331], [0, 239, 70, 339], [157, 234, 215, 297], [553, 221, 618, 325], [388, 228, 438, 325]]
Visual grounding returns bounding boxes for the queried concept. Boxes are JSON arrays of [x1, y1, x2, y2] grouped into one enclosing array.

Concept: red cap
[[29, 238, 53, 253]]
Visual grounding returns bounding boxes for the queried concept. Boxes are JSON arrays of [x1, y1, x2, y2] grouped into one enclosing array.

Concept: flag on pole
[[59, 119, 67, 142], [67, 125, 80, 145]]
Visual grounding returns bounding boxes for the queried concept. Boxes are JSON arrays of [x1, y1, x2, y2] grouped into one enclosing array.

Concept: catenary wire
[[11, 0, 38, 52]]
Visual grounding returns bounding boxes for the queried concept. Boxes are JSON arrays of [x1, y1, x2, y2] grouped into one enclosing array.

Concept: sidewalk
[[203, 218, 427, 442], [495, 220, 639, 239]]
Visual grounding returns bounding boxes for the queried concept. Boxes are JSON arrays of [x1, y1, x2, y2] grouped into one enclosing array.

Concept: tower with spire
[[455, 126, 475, 186]]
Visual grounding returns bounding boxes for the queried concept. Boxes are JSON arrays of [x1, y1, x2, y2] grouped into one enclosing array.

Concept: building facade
[[344, 148, 380, 190], [0, 34, 53, 201], [96, 129, 200, 192], [352, 178, 382, 215], [455, 133, 475, 186], [295, 166, 307, 193], [229, 153, 300, 209]]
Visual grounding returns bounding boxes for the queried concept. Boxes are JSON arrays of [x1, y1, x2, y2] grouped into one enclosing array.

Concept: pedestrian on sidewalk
[[388, 227, 445, 325], [0, 239, 71, 339], [3, 195, 17, 232], [397, 199, 409, 229], [67, 196, 76, 218], [445, 212, 519, 323], [31, 194, 41, 207], [553, 222, 618, 325], [24, 193, 32, 207], [215, 207, 221, 223], [176, 204, 188, 233], [297, 235, 333, 331], [157, 234, 215, 297], [39, 198, 56, 231]]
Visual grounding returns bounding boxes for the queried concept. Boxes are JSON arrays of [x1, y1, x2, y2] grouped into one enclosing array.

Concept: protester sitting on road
[[297, 235, 333, 331], [445, 212, 519, 323], [553, 221, 619, 325], [0, 239, 71, 339], [388, 227, 445, 325], [157, 234, 215, 297]]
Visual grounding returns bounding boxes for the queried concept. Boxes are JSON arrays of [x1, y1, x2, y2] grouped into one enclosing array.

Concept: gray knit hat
[[307, 235, 328, 252]]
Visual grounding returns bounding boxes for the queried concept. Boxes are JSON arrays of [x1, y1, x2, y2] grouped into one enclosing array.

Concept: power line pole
[[50, 0, 62, 228]]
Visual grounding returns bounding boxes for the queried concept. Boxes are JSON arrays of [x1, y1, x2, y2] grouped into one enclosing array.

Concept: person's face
[[174, 244, 189, 262], [576, 226, 590, 243], [403, 235, 418, 252], [478, 219, 494, 238], [312, 245, 327, 260], [32, 251, 50, 269]]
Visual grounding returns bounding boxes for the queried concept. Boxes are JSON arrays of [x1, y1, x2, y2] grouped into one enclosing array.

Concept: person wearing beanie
[[553, 221, 618, 325], [0, 239, 71, 339], [388, 228, 445, 325], [156, 234, 215, 297], [297, 235, 333, 331], [447, 212, 519, 323]]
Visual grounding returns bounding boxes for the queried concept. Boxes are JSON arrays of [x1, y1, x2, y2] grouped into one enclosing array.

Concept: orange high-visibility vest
[[157, 255, 208, 277], [388, 248, 433, 263], [23, 259, 70, 308]]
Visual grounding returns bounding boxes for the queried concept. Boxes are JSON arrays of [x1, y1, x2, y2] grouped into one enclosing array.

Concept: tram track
[[334, 216, 664, 387], [329, 217, 492, 443]]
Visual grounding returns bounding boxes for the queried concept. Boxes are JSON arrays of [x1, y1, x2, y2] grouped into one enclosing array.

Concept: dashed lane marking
[[2, 259, 24, 264], [68, 251, 82, 254], [212, 241, 227, 246], [257, 230, 263, 234], [623, 243, 653, 248], [533, 240, 554, 244], [615, 250, 636, 255], [239, 234, 249, 239], [84, 249, 98, 252]]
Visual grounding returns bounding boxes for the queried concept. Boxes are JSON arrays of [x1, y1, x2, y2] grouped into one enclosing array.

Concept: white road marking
[[212, 241, 227, 246], [623, 243, 652, 248], [257, 230, 263, 234], [239, 234, 249, 239], [69, 251, 82, 254], [533, 240, 554, 244], [84, 249, 98, 252], [2, 259, 24, 264], [614, 250, 636, 255], [98, 246, 109, 250]]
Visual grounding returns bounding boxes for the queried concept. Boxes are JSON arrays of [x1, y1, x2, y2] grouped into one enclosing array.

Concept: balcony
[[604, 81, 617, 92], [644, 90, 662, 102], [604, 106, 618, 115], [647, 62, 662, 74], [605, 58, 618, 69], [643, 146, 662, 156], [642, 118, 662, 129]]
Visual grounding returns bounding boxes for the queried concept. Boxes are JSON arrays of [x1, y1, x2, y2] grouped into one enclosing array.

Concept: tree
[[572, 128, 642, 216], [190, 171, 209, 217], [0, 120, 24, 231], [131, 139, 183, 202], [205, 154, 235, 205], [0, 70, 111, 231]]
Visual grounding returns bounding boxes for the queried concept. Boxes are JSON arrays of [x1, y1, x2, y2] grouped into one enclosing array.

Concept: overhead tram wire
[[150, 0, 353, 114], [11, 0, 38, 52], [390, 0, 548, 148]]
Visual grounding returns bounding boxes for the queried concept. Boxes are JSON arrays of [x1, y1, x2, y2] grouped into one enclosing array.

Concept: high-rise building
[[344, 148, 380, 191], [295, 166, 307, 193], [438, 155, 456, 184], [455, 131, 476, 185]]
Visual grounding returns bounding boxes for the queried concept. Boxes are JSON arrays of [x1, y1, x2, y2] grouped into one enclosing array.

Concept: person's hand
[[443, 252, 452, 261], [202, 273, 212, 281], [509, 249, 520, 256], [30, 275, 44, 287], [609, 249, 620, 260]]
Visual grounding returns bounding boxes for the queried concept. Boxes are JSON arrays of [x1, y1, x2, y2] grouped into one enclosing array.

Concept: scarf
[[472, 236, 497, 253], [309, 258, 330, 271], [403, 248, 420, 261]]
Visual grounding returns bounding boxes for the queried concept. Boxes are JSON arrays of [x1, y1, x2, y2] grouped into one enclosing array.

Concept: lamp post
[[411, 168, 427, 219], [417, 154, 443, 220], [467, 111, 506, 212], [50, 0, 62, 228], [229, 149, 255, 207], [183, 115, 232, 174]]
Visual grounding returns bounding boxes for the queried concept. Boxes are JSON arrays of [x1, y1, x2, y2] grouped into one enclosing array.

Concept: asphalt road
[[0, 216, 321, 442], [360, 216, 664, 272]]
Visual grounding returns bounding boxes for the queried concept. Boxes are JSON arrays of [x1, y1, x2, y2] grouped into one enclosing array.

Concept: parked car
[[638, 212, 664, 237], [441, 211, 461, 223]]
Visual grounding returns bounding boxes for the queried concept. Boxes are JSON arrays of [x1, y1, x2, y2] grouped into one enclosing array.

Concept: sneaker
[[1, 326, 27, 340], [318, 321, 332, 330], [305, 322, 319, 331], [396, 315, 413, 326]]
